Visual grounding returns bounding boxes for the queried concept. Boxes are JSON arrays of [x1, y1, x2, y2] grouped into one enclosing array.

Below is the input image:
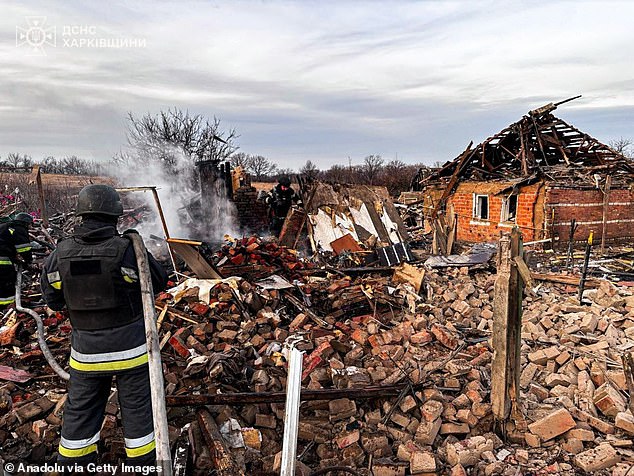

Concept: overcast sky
[[1, 1, 633, 169]]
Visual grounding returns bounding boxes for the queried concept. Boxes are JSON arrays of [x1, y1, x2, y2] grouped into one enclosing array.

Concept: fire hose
[[14, 263, 70, 381]]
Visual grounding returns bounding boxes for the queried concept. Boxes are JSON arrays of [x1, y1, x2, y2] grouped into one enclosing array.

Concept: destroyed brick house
[[410, 98, 634, 247]]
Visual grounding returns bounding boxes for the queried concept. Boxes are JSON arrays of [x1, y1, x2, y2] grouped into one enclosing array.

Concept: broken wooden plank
[[156, 305, 201, 325], [491, 228, 522, 434], [622, 353, 634, 414], [283, 291, 332, 329], [531, 272, 600, 288], [430, 142, 474, 219], [513, 255, 535, 290], [169, 240, 222, 279], [188, 419, 212, 471], [393, 263, 425, 293], [197, 409, 245, 476]]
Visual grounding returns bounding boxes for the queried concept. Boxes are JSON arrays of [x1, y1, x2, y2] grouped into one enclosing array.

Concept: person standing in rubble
[[0, 213, 33, 308], [40, 184, 168, 471], [267, 175, 299, 235]]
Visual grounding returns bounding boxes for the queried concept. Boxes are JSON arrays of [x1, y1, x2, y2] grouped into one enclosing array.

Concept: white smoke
[[107, 143, 239, 244]]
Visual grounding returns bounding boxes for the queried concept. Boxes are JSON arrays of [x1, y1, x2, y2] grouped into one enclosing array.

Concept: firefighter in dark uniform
[[0, 213, 33, 308], [40, 184, 168, 470], [267, 175, 299, 235]]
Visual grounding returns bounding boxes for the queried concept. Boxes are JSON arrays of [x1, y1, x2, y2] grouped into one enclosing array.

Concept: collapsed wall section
[[234, 185, 269, 232], [546, 186, 634, 245]]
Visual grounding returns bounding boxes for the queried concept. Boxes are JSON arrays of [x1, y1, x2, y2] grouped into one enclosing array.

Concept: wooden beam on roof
[[518, 127, 530, 176], [482, 151, 495, 171], [499, 144, 517, 159], [530, 116, 549, 166], [548, 127, 570, 165], [430, 142, 474, 219]]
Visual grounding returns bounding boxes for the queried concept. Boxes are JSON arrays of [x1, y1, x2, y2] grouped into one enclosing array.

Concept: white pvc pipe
[[280, 346, 303, 476]]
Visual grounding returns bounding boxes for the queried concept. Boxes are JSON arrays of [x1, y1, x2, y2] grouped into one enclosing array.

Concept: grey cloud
[[0, 1, 632, 170]]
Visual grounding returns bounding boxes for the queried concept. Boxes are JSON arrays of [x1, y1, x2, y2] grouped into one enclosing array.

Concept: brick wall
[[446, 182, 543, 243], [234, 186, 269, 233], [546, 186, 634, 244]]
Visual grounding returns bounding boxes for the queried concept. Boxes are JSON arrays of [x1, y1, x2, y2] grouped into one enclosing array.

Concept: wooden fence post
[[34, 165, 48, 228], [600, 175, 612, 255], [491, 227, 523, 435]]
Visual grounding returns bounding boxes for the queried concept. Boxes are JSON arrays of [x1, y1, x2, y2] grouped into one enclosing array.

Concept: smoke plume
[[107, 143, 239, 244]]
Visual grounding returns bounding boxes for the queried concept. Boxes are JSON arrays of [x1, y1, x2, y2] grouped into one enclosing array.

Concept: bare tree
[[248, 155, 278, 181], [299, 160, 320, 180], [272, 168, 295, 181], [61, 156, 85, 175], [5, 153, 32, 169], [41, 156, 62, 174], [57, 156, 103, 176], [609, 137, 633, 158], [119, 108, 239, 172], [362, 154, 384, 185], [322, 164, 356, 183], [230, 152, 253, 170]]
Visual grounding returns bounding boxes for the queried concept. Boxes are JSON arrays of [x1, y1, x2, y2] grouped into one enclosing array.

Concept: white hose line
[[15, 264, 69, 381]]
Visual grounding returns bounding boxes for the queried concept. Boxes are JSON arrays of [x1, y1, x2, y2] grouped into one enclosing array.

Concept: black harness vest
[[56, 233, 142, 330]]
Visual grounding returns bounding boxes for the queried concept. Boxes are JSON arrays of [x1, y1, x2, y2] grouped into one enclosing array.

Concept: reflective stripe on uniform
[[61, 431, 100, 449], [0, 296, 15, 305], [15, 243, 31, 253], [70, 353, 149, 372], [71, 343, 147, 363], [125, 431, 154, 449], [70, 344, 148, 372], [47, 271, 62, 289], [121, 267, 139, 283], [125, 432, 155, 458], [0, 256, 12, 266], [59, 443, 98, 458], [59, 431, 100, 458]]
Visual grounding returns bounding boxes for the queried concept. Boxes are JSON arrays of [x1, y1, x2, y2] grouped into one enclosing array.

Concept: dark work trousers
[[0, 261, 16, 307], [58, 364, 155, 471]]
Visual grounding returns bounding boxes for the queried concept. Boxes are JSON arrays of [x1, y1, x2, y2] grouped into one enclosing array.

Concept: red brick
[[528, 408, 576, 441]]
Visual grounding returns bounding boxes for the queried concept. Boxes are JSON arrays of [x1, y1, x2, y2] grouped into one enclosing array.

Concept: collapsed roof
[[414, 96, 634, 190]]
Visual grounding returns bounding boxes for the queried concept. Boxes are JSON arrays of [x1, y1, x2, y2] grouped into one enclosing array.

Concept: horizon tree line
[[4, 106, 632, 197]]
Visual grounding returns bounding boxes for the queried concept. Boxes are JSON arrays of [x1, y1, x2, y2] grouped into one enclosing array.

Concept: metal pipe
[[129, 232, 172, 475], [15, 264, 69, 381]]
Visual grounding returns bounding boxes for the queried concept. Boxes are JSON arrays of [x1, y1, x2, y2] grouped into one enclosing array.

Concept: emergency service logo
[[16, 16, 56, 55], [15, 16, 146, 54]]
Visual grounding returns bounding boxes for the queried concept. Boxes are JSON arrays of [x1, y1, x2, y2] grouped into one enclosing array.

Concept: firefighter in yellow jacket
[[40, 185, 168, 470]]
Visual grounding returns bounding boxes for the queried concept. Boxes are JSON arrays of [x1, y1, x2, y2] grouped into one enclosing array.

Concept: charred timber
[[166, 385, 406, 406]]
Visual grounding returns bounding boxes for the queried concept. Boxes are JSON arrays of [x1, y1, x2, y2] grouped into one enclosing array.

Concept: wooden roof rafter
[[415, 96, 634, 190]]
